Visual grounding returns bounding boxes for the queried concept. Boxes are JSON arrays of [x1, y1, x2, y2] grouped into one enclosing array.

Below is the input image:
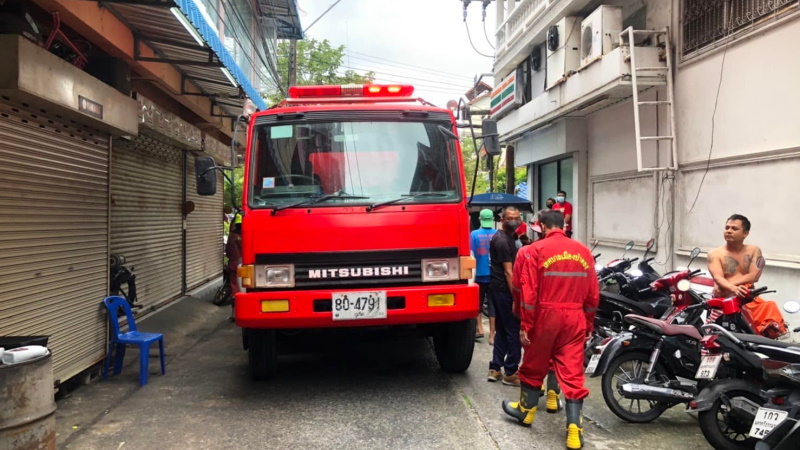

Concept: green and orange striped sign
[[490, 73, 520, 117]]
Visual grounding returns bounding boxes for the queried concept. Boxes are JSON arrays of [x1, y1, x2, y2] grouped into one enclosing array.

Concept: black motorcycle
[[689, 323, 800, 450], [110, 254, 139, 311]]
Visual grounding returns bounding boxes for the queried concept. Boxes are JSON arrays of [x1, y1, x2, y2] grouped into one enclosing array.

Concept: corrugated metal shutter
[[0, 98, 109, 383], [185, 154, 223, 289], [110, 135, 183, 314]]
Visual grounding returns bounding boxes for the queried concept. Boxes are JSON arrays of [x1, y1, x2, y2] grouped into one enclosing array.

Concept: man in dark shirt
[[487, 206, 522, 386]]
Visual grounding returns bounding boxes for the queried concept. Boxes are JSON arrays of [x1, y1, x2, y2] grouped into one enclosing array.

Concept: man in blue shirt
[[471, 209, 497, 342]]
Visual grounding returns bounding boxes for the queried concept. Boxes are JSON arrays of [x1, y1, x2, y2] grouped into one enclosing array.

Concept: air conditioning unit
[[546, 16, 581, 90], [580, 5, 622, 68]]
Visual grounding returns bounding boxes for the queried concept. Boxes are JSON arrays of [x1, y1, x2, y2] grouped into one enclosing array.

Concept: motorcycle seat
[[624, 314, 702, 340], [732, 332, 800, 350], [600, 291, 657, 317]]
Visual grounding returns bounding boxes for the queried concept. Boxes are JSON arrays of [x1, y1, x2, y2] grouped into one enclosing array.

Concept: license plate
[[332, 291, 387, 321], [695, 354, 723, 379], [748, 407, 789, 440], [585, 354, 601, 374]]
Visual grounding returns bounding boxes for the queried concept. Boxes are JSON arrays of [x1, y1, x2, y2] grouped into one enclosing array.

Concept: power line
[[464, 22, 494, 58], [483, 19, 495, 50], [343, 50, 474, 80], [687, 44, 729, 213], [340, 64, 475, 88]]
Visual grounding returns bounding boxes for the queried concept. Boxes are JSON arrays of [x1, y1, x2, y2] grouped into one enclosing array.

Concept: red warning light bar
[[288, 84, 415, 99]]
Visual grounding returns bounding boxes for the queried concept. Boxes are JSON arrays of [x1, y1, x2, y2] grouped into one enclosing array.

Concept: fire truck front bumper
[[234, 283, 479, 329]]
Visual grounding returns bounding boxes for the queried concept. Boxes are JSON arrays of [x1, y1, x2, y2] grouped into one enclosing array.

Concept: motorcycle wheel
[[697, 390, 763, 450], [213, 276, 232, 306], [601, 351, 671, 423]]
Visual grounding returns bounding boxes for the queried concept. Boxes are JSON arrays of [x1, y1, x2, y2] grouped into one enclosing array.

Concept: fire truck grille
[[255, 248, 458, 290]]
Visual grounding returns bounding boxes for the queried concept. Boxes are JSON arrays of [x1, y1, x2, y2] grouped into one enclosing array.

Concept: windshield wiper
[[271, 193, 369, 215], [366, 192, 449, 212]]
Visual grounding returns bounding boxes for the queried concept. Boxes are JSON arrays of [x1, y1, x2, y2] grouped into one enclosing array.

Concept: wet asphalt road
[[59, 310, 711, 450]]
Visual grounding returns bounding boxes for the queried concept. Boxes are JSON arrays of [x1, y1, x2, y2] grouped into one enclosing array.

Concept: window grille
[[683, 0, 799, 55]]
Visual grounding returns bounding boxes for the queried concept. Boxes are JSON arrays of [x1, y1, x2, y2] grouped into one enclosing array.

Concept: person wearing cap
[[470, 209, 497, 341]]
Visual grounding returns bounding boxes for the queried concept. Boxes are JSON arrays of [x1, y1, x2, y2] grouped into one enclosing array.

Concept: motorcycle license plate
[[748, 407, 788, 440], [585, 354, 601, 374], [332, 291, 387, 321], [695, 354, 723, 379]]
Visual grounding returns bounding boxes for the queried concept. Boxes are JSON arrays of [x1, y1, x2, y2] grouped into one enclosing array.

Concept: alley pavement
[[56, 302, 710, 449]]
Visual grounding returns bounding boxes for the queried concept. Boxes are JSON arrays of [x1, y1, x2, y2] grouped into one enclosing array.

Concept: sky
[[295, 0, 498, 108]]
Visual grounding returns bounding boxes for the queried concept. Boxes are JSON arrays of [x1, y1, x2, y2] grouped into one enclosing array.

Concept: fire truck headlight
[[256, 265, 295, 288], [422, 258, 459, 282]]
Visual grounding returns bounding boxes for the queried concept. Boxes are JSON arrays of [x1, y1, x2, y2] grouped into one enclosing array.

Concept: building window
[[537, 157, 572, 210], [683, 0, 799, 56]]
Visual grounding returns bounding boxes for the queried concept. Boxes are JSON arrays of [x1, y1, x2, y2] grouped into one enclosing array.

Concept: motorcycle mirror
[[784, 300, 800, 314], [677, 279, 691, 292], [622, 240, 635, 259], [687, 247, 702, 268], [756, 256, 766, 270], [642, 238, 656, 259]]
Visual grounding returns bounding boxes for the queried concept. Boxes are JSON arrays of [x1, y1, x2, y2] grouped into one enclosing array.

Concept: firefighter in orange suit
[[511, 230, 564, 415], [503, 210, 599, 450]]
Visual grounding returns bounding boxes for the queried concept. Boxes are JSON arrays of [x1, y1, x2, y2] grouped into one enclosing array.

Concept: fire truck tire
[[433, 319, 476, 373], [248, 329, 277, 381]]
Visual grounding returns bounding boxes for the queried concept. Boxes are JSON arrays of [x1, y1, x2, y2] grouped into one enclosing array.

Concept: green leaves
[[270, 38, 375, 104]]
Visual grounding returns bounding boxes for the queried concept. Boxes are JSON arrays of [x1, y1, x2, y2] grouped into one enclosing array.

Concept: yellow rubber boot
[[565, 399, 584, 449], [546, 371, 563, 413], [502, 382, 542, 427]]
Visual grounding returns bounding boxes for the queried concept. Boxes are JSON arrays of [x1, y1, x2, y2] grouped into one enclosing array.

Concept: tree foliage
[[461, 137, 527, 196], [268, 39, 375, 104]]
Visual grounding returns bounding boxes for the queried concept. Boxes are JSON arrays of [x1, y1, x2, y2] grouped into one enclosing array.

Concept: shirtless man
[[707, 214, 763, 298]]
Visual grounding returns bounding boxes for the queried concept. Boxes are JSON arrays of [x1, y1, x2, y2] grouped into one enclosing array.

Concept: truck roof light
[[288, 84, 415, 99]]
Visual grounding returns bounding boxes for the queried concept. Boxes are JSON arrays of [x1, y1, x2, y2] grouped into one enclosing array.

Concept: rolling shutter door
[[185, 154, 223, 289], [110, 135, 183, 314], [0, 98, 109, 383]]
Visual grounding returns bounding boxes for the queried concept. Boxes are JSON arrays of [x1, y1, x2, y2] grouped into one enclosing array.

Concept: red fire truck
[[196, 84, 479, 380]]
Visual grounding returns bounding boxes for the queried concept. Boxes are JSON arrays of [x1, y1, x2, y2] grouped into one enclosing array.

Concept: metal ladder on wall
[[620, 27, 678, 172]]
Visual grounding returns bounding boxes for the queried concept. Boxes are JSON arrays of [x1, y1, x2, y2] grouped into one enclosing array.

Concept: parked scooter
[[110, 254, 139, 312], [690, 322, 800, 450]]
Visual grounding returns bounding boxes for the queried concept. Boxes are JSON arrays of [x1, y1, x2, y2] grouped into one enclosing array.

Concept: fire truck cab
[[196, 84, 479, 380]]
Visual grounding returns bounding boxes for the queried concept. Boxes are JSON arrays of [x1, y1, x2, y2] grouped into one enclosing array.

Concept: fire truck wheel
[[433, 318, 476, 373], [248, 329, 277, 381]]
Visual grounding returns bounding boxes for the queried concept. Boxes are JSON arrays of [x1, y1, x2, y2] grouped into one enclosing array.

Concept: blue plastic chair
[[102, 296, 165, 386]]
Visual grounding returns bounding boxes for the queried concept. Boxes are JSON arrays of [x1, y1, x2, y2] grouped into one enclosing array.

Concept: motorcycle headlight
[[630, 269, 644, 277], [256, 264, 295, 288], [422, 258, 459, 282]]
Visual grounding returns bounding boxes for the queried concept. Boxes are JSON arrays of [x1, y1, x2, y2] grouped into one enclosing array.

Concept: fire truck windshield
[[248, 120, 461, 209]]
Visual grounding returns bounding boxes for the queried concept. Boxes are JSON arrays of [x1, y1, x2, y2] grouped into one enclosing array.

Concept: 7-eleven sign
[[490, 72, 521, 118]]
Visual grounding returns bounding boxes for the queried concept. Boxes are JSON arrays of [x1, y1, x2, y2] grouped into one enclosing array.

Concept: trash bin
[[0, 337, 56, 450]]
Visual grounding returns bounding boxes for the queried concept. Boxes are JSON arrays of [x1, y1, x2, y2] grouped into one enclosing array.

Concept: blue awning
[[467, 193, 533, 212], [102, 0, 274, 116]]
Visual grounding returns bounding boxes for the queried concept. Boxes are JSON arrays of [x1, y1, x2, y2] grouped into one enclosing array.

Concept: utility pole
[[505, 146, 515, 194], [288, 39, 297, 89]]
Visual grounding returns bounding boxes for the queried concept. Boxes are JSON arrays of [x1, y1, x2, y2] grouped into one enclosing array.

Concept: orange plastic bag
[[742, 297, 788, 338]]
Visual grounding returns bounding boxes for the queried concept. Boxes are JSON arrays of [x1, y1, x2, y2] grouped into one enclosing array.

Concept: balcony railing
[[495, 0, 551, 58]]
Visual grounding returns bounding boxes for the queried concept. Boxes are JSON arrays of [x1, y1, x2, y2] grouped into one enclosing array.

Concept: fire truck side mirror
[[482, 119, 501, 156], [195, 156, 218, 196]]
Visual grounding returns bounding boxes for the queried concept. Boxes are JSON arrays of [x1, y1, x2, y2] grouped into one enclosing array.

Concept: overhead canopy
[[101, 0, 291, 116], [467, 193, 533, 212], [257, 0, 303, 39]]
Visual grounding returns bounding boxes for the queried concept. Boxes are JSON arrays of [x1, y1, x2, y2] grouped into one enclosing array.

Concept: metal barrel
[[0, 353, 57, 450]]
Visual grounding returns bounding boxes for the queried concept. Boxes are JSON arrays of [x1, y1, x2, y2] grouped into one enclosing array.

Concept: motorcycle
[[587, 269, 784, 424], [110, 253, 139, 312], [690, 322, 800, 450]]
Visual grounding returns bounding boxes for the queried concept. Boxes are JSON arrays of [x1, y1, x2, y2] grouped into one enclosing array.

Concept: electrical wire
[[465, 22, 494, 58], [344, 53, 474, 81], [339, 64, 475, 88], [343, 49, 475, 80], [483, 19, 495, 50], [687, 44, 729, 213]]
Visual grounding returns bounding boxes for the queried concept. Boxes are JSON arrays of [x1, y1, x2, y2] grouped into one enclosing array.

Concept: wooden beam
[[30, 0, 233, 139]]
